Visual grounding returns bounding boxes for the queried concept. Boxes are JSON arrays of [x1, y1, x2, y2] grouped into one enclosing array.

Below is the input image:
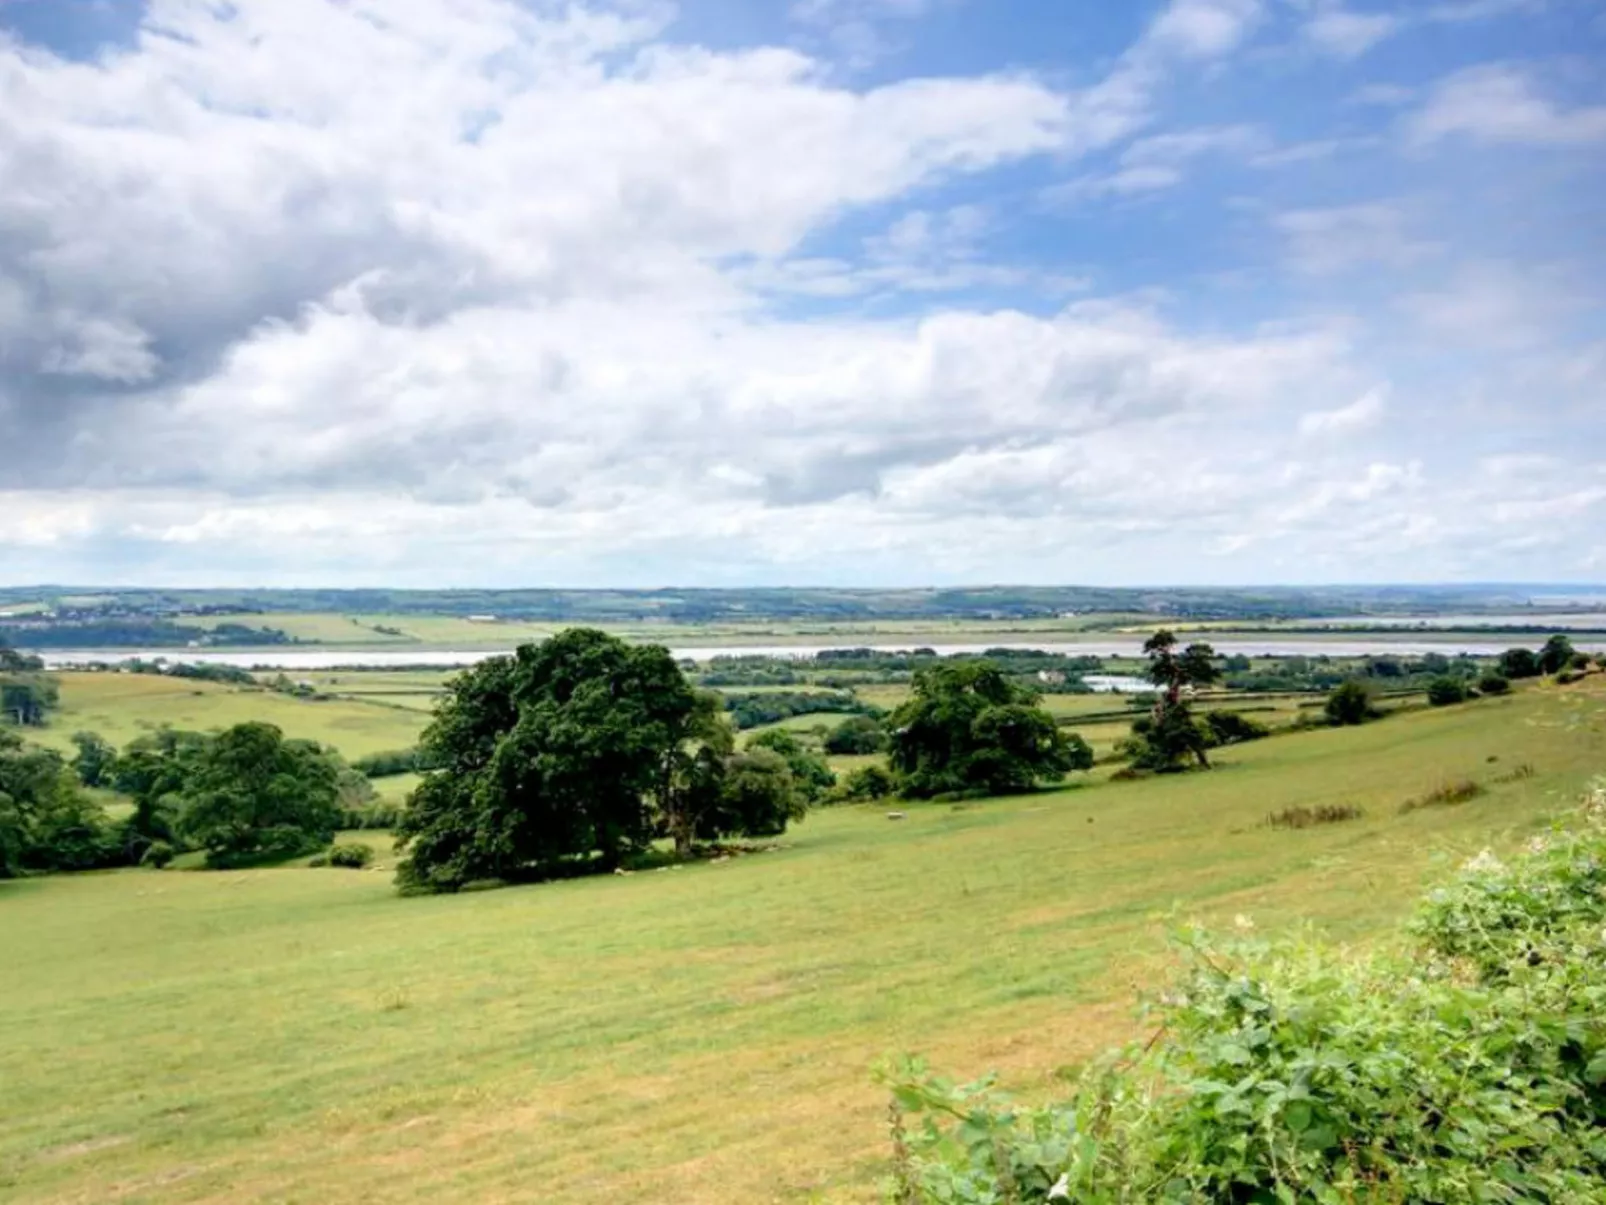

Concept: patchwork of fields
[[3, 677, 1603, 1203]]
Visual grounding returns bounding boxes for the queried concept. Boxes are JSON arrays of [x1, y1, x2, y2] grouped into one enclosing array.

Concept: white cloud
[[1275, 202, 1435, 275], [0, 0, 1600, 586], [1304, 2, 1404, 58], [1299, 388, 1386, 436], [1047, 124, 1264, 200], [1409, 64, 1606, 145], [1143, 0, 1264, 60]]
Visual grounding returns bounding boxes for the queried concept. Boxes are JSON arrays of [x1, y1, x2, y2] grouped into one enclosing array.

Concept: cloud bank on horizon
[[0, 0, 1601, 587]]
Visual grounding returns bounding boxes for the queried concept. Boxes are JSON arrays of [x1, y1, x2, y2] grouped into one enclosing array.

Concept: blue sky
[[0, 0, 1602, 587]]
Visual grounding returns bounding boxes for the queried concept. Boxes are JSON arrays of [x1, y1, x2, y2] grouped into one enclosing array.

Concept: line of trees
[[2, 721, 366, 877]]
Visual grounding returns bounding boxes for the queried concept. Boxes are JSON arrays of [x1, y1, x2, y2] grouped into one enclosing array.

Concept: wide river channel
[[37, 634, 1606, 671]]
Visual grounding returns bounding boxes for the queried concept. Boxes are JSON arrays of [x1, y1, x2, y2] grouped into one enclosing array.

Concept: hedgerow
[[882, 778, 1606, 1203]]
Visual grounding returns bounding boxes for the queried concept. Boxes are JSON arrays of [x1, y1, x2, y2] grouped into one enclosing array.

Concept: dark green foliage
[[1123, 704, 1211, 773], [698, 749, 806, 840], [351, 747, 437, 778], [397, 630, 812, 894], [110, 727, 210, 856], [1, 676, 58, 726], [175, 723, 344, 867], [1478, 672, 1512, 695], [70, 731, 118, 787], [140, 840, 175, 869], [0, 730, 123, 876], [1123, 632, 1222, 774], [886, 790, 1606, 1203], [326, 842, 375, 869], [1538, 634, 1576, 676], [888, 662, 1090, 798], [841, 763, 896, 801], [1324, 679, 1379, 726], [745, 729, 836, 803], [1201, 710, 1270, 746], [398, 631, 696, 890], [722, 690, 870, 730], [1426, 675, 1469, 706], [823, 714, 888, 755], [1499, 647, 1542, 679]]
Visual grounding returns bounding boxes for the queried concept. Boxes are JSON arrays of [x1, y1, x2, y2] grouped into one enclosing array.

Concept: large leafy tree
[[888, 661, 1091, 798], [397, 629, 812, 893], [175, 723, 343, 867]]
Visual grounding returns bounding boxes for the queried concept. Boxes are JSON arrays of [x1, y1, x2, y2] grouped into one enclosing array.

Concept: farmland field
[[32, 673, 430, 761], [3, 676, 1603, 1204]]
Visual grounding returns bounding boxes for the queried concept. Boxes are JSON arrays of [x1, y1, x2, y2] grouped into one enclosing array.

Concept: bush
[[841, 764, 896, 801], [884, 784, 1606, 1203], [823, 715, 888, 756], [1323, 679, 1378, 726], [1426, 675, 1469, 706], [140, 840, 175, 869], [1478, 672, 1511, 696], [1202, 709, 1270, 746], [325, 842, 375, 869]]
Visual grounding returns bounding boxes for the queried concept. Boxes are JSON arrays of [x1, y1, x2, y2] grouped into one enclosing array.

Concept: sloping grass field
[[2, 678, 1604, 1203], [33, 673, 430, 761]]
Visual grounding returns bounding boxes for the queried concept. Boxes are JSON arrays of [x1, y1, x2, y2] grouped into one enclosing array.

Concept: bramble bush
[[883, 778, 1606, 1203]]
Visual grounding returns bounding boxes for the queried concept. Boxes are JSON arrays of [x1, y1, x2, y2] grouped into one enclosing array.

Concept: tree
[[746, 728, 836, 803], [1538, 635, 1576, 676], [1426, 676, 1468, 707], [1478, 673, 1511, 696], [112, 727, 211, 855], [1499, 648, 1540, 680], [0, 730, 121, 877], [824, 714, 888, 755], [1, 678, 57, 726], [397, 629, 812, 893], [1123, 631, 1222, 773], [842, 763, 896, 801], [175, 723, 343, 867], [1325, 680, 1379, 726], [71, 731, 117, 788], [888, 661, 1090, 798]]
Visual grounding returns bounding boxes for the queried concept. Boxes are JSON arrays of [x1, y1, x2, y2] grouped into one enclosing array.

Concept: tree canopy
[[396, 629, 813, 893], [887, 661, 1091, 798], [174, 723, 344, 866], [1538, 634, 1576, 676]]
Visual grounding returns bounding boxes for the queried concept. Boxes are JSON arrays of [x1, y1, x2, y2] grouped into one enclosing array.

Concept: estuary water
[[37, 634, 1606, 671]]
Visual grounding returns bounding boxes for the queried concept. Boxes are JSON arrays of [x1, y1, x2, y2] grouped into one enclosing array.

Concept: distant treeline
[[721, 691, 877, 730], [0, 619, 291, 649], [6, 583, 1593, 624]]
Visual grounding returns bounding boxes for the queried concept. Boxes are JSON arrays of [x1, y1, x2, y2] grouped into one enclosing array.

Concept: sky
[[0, 0, 1602, 589]]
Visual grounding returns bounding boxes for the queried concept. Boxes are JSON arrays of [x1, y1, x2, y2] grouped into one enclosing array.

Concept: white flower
[[1049, 1173, 1071, 1200]]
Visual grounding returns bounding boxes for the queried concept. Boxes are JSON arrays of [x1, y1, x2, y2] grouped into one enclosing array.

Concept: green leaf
[[1283, 1100, 1313, 1133]]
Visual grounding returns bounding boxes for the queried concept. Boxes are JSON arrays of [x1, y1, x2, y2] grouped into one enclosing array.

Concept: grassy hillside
[[2, 678, 1602, 1204]]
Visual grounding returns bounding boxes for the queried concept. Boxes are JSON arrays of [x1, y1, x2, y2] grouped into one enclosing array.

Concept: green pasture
[[3, 677, 1603, 1203], [33, 672, 431, 762]]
